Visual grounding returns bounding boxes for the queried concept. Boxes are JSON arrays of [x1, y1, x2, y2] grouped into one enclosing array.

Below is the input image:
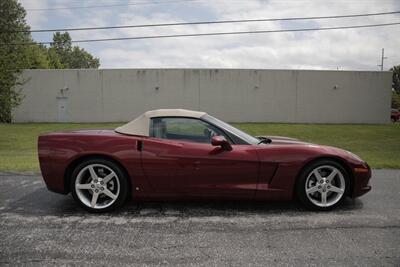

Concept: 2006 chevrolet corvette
[[38, 109, 371, 212]]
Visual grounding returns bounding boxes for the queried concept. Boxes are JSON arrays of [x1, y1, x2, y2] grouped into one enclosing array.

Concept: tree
[[392, 92, 400, 109], [25, 44, 51, 69], [69, 46, 100, 69], [47, 47, 64, 69], [390, 65, 400, 109], [49, 32, 100, 69], [391, 65, 400, 93], [0, 0, 31, 122], [49, 32, 71, 68]]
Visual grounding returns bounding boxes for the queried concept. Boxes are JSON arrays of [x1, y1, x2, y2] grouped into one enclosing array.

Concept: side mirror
[[211, 136, 232, 151]]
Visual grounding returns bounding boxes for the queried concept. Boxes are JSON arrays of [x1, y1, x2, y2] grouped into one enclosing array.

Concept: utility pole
[[378, 48, 387, 71]]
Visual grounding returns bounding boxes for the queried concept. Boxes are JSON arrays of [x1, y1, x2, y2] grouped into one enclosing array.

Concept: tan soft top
[[115, 109, 207, 136]]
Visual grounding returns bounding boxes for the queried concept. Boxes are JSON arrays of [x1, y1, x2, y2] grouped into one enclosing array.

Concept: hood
[[266, 137, 364, 162]]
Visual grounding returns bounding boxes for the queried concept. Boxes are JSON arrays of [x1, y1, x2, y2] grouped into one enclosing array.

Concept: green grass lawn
[[0, 123, 399, 172]]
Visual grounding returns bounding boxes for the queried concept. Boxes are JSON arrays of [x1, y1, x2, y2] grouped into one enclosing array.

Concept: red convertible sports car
[[38, 109, 371, 212]]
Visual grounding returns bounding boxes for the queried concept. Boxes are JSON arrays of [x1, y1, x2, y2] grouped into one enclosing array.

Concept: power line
[[22, 0, 400, 12], [5, 10, 400, 33], [24, 0, 198, 11], [2, 22, 399, 46]]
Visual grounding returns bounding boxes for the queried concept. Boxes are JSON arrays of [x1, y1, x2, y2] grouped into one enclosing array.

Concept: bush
[[392, 91, 400, 109]]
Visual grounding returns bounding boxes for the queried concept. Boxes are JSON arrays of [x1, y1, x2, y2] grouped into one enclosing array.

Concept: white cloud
[[19, 0, 49, 28], [20, 0, 400, 70]]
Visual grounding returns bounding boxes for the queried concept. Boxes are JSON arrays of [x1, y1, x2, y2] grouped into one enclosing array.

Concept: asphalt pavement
[[0, 170, 399, 266]]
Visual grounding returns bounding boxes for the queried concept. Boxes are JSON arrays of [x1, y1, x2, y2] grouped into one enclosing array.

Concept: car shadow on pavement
[[3, 186, 365, 217]]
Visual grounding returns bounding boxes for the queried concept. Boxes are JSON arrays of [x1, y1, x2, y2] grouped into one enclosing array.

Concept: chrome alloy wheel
[[305, 165, 346, 208], [75, 164, 120, 209]]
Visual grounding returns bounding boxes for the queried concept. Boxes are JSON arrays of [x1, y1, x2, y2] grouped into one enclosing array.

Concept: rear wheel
[[296, 160, 349, 211], [70, 158, 129, 212]]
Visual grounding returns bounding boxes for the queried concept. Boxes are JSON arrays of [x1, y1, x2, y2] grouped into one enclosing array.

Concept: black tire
[[296, 159, 350, 211], [70, 158, 129, 213]]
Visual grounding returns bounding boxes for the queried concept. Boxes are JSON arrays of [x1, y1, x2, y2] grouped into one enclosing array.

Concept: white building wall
[[12, 69, 392, 123]]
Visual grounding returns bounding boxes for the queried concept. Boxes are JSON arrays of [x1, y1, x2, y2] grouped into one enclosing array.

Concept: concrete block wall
[[12, 69, 392, 123]]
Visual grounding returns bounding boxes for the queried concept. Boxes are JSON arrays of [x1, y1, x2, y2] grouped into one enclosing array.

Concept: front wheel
[[70, 158, 129, 213], [296, 160, 349, 211]]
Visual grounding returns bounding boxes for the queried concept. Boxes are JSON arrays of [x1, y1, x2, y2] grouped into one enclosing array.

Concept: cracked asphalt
[[0, 170, 399, 266]]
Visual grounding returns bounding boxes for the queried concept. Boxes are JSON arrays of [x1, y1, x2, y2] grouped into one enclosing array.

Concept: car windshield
[[202, 114, 260, 145]]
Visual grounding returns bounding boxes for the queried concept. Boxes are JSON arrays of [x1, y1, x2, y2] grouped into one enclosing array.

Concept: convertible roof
[[115, 109, 207, 136]]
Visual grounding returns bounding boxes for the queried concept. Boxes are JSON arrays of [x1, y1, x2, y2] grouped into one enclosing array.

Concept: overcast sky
[[19, 0, 400, 70]]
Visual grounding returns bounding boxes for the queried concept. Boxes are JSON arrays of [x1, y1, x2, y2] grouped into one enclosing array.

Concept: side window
[[150, 117, 229, 144]]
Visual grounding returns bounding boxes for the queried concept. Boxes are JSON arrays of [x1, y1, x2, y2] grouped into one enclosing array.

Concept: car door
[[140, 117, 260, 198], [175, 141, 260, 197]]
